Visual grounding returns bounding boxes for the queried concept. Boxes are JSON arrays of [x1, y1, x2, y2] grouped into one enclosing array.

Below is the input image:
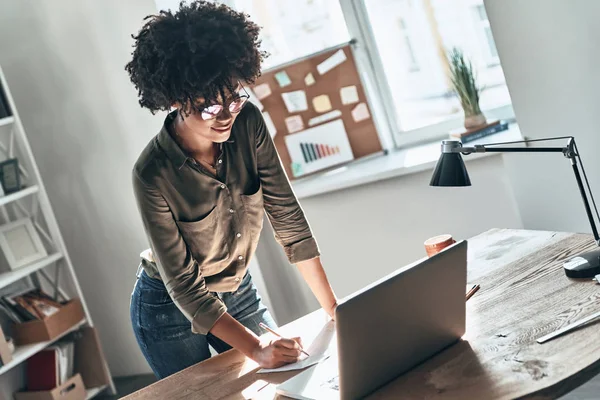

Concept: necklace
[[197, 157, 216, 170], [172, 119, 218, 169]]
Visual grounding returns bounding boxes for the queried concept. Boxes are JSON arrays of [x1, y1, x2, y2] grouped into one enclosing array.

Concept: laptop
[[276, 240, 467, 400]]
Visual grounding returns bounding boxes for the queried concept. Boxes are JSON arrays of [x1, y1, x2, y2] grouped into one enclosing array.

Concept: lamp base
[[563, 248, 600, 278]]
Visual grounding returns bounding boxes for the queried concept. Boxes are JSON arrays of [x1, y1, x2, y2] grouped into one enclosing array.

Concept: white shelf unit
[[0, 319, 86, 376], [0, 66, 115, 398], [0, 116, 13, 129], [87, 385, 109, 399], [0, 252, 62, 290], [0, 185, 39, 207]]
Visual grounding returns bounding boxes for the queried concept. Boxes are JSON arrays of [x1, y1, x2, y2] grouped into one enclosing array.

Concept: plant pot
[[464, 113, 486, 129]]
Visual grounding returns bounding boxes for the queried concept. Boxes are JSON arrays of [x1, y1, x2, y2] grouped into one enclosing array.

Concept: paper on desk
[[257, 320, 335, 374], [257, 353, 330, 374]]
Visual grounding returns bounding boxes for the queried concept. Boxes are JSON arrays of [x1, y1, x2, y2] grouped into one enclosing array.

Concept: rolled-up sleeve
[[132, 171, 227, 334], [253, 108, 320, 264]]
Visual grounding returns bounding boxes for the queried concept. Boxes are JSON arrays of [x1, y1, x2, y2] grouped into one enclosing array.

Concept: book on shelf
[[3, 288, 64, 322], [449, 119, 509, 143], [26, 339, 75, 391]]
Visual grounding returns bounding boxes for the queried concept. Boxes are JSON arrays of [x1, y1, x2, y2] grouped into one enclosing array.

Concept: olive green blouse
[[132, 103, 319, 334]]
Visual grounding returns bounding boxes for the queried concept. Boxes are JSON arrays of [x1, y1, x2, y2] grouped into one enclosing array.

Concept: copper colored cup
[[424, 234, 456, 257]]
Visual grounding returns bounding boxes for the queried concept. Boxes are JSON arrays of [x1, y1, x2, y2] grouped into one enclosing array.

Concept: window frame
[[340, 0, 514, 148]]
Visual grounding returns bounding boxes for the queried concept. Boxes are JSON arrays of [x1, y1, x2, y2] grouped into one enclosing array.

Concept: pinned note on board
[[275, 71, 292, 88], [282, 90, 308, 113], [254, 83, 272, 100], [304, 73, 316, 86], [312, 95, 332, 113], [291, 162, 304, 177], [285, 115, 304, 134], [308, 110, 342, 126], [317, 49, 347, 75], [351, 102, 370, 122], [263, 111, 277, 138], [340, 85, 359, 105]]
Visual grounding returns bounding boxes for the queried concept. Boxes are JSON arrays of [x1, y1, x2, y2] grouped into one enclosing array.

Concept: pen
[[259, 322, 310, 357], [466, 284, 480, 301]]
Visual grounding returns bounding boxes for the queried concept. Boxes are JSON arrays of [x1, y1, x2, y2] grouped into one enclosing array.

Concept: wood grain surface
[[123, 229, 600, 400]]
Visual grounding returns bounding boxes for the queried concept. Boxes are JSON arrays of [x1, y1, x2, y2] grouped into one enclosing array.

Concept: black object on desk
[[430, 136, 600, 279]]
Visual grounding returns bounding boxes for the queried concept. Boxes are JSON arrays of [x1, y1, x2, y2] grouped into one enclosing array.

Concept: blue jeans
[[130, 267, 276, 379]]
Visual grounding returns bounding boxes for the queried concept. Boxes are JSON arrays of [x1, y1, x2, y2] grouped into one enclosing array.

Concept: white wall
[[485, 0, 600, 235], [260, 154, 523, 324], [0, 0, 159, 376]]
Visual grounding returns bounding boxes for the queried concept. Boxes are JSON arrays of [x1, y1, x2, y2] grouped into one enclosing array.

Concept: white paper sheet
[[262, 111, 277, 138], [340, 85, 359, 105], [285, 115, 304, 133], [351, 102, 370, 122], [258, 353, 330, 374], [258, 321, 335, 374], [308, 110, 342, 126], [282, 90, 309, 113], [317, 49, 347, 75], [253, 83, 272, 100]]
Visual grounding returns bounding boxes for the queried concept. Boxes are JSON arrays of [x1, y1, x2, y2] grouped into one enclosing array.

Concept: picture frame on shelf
[[0, 218, 47, 270], [0, 158, 20, 194]]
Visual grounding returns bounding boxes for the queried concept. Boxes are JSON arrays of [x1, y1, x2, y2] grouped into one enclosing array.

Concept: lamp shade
[[430, 153, 471, 187]]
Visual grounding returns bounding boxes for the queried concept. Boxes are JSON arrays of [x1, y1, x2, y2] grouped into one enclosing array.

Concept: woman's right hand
[[252, 337, 303, 369]]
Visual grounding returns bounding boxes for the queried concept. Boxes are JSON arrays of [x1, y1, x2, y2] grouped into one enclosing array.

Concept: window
[[361, 0, 512, 134], [473, 4, 499, 63], [155, 0, 350, 70], [398, 17, 420, 72], [229, 0, 350, 69], [154, 0, 513, 148]]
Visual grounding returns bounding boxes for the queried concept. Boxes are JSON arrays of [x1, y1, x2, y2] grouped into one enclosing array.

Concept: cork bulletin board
[[249, 42, 383, 180]]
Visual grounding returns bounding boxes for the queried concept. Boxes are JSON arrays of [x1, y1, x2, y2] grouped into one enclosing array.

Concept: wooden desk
[[123, 229, 600, 399]]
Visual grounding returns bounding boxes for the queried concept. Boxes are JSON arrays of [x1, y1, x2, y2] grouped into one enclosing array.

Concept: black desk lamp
[[430, 136, 600, 278]]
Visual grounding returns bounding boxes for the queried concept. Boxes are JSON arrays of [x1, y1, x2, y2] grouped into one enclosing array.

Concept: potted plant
[[448, 47, 486, 129]]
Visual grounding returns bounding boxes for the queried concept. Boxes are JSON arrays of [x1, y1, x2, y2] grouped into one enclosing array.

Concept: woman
[[125, 1, 338, 379]]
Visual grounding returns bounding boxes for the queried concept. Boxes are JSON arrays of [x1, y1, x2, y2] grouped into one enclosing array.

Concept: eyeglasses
[[199, 85, 250, 121]]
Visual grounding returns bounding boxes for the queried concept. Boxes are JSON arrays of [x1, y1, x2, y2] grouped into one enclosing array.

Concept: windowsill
[[292, 123, 523, 200]]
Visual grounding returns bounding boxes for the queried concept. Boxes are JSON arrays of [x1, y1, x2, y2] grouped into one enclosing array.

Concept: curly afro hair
[[125, 1, 267, 115]]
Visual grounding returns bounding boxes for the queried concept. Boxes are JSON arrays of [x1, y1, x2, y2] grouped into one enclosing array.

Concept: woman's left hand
[[327, 301, 338, 320]]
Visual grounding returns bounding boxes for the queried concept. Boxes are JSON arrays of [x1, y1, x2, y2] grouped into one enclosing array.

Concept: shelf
[[0, 252, 62, 290], [0, 116, 14, 128], [0, 185, 39, 207], [87, 385, 108, 399], [0, 319, 86, 375]]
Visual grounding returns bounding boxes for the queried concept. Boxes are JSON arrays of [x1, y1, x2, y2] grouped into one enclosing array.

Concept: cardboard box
[[13, 299, 85, 346], [14, 374, 86, 400], [74, 327, 111, 390]]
